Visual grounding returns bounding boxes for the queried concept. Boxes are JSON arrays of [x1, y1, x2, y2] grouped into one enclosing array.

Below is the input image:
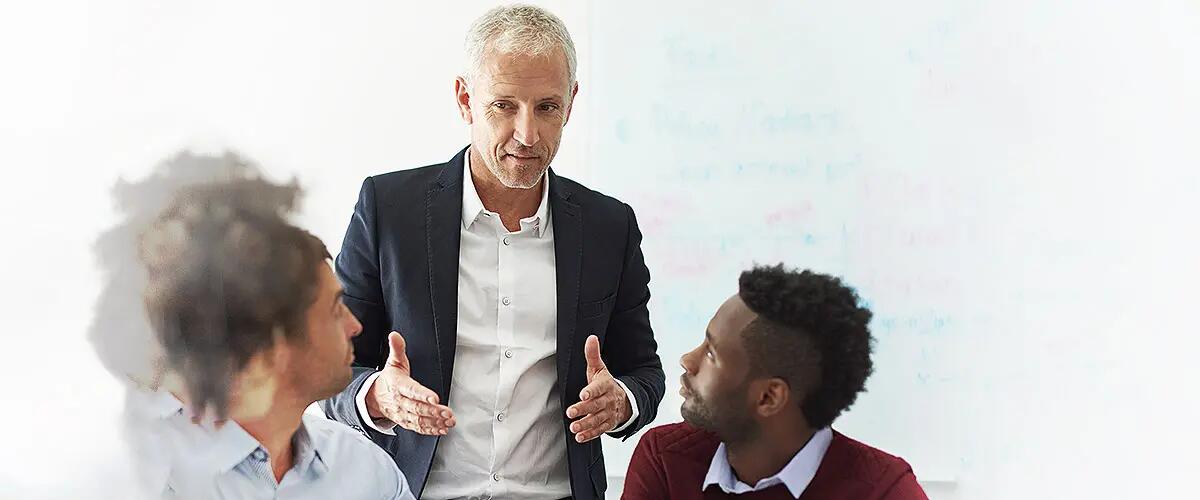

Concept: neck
[[469, 148, 544, 232], [236, 396, 306, 482], [725, 423, 817, 486]]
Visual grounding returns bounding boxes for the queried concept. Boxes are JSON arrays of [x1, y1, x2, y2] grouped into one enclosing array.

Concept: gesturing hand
[[365, 331, 456, 435], [565, 335, 632, 443]]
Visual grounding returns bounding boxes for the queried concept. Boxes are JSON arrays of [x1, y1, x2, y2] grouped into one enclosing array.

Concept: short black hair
[[738, 264, 874, 429]]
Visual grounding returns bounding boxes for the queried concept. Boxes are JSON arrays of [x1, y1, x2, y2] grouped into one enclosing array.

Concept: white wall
[[1, 1, 1198, 499]]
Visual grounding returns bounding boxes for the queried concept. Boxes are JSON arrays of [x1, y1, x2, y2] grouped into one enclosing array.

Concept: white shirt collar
[[703, 427, 834, 498], [461, 147, 551, 237]]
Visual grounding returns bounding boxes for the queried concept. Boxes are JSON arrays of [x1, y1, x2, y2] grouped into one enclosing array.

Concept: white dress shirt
[[703, 427, 833, 498], [123, 389, 414, 500], [355, 153, 638, 499]]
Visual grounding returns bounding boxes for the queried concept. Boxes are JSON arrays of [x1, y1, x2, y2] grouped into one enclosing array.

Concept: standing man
[[322, 5, 665, 500]]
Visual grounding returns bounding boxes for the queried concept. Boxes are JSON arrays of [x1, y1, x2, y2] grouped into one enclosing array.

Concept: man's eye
[[493, 102, 511, 110]]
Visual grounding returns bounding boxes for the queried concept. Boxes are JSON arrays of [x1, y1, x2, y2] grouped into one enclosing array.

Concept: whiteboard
[[581, 1, 1200, 499]]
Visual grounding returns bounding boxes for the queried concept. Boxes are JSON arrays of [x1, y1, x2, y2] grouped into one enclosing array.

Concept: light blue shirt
[[127, 390, 415, 500], [703, 427, 833, 498]]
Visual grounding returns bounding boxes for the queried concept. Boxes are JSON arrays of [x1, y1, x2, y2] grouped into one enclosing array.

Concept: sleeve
[[321, 177, 392, 431], [607, 377, 641, 434], [355, 371, 398, 435], [605, 203, 667, 441]]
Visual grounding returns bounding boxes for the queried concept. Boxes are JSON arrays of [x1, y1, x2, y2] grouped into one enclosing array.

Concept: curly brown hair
[[738, 264, 875, 429], [139, 175, 328, 419]]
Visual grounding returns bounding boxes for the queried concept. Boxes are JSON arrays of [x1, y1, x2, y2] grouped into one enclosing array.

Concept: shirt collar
[[461, 147, 551, 237], [207, 414, 331, 477], [703, 427, 834, 498], [292, 416, 332, 475], [128, 389, 186, 421]]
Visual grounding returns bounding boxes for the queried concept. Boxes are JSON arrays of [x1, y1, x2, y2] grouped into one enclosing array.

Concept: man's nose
[[512, 108, 539, 147]]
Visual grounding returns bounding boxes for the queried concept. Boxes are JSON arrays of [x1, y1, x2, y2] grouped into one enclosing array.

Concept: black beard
[[682, 388, 759, 444]]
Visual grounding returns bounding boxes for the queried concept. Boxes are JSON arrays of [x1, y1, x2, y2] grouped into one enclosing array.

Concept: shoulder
[[637, 421, 721, 460], [827, 430, 916, 485], [303, 414, 409, 495], [369, 162, 451, 196], [553, 172, 633, 217]]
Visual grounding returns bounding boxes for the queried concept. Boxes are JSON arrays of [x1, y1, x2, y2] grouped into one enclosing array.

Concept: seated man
[[132, 171, 415, 499], [624, 265, 928, 499]]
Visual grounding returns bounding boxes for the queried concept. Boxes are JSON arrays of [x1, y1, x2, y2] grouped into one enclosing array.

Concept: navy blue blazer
[[322, 147, 665, 499]]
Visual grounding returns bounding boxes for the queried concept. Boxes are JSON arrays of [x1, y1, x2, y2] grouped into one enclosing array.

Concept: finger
[[392, 379, 443, 407], [399, 416, 441, 436], [395, 411, 453, 435], [578, 376, 614, 403], [575, 417, 614, 443], [583, 335, 605, 373], [385, 331, 409, 369], [566, 397, 606, 419], [394, 395, 452, 419], [569, 409, 613, 434], [415, 415, 453, 431]]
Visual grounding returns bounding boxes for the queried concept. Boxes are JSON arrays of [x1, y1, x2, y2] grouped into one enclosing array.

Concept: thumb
[[385, 331, 409, 370], [584, 335, 606, 374]]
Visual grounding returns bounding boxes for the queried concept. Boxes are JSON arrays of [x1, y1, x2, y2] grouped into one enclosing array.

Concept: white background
[[1, 1, 1198, 499]]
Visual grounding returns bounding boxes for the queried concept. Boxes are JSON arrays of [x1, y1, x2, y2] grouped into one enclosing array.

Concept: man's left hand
[[565, 335, 632, 443]]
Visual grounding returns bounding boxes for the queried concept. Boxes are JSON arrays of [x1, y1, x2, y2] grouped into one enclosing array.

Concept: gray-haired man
[[321, 4, 665, 500]]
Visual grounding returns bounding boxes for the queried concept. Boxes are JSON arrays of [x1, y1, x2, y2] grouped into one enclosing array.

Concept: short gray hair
[[463, 4, 577, 88]]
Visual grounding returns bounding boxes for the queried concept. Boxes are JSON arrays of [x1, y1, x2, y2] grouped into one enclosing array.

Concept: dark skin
[[679, 295, 818, 486]]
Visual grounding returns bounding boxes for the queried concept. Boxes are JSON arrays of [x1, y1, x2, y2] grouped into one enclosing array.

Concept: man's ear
[[563, 81, 580, 126], [455, 76, 473, 124], [226, 327, 290, 420], [752, 377, 792, 418]]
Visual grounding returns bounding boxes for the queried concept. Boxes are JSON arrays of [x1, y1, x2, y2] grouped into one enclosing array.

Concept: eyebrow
[[490, 94, 563, 103], [705, 330, 717, 351]]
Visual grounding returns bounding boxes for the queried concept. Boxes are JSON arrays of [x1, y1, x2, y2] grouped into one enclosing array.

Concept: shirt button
[[492, 473, 501, 482], [504, 349, 513, 359], [501, 297, 511, 306], [497, 412, 506, 422], [251, 449, 268, 462], [502, 236, 511, 246]]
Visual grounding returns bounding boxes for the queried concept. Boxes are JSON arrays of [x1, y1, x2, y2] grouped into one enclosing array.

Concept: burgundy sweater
[[622, 423, 928, 500]]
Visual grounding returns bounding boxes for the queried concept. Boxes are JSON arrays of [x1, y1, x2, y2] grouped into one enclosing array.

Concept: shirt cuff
[[356, 371, 399, 435], [608, 377, 640, 434]]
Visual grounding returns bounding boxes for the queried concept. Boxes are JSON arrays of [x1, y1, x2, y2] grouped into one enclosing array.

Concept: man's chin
[[496, 160, 547, 188]]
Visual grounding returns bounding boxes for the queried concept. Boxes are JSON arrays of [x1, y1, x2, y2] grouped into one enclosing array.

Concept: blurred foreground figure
[[91, 151, 414, 499]]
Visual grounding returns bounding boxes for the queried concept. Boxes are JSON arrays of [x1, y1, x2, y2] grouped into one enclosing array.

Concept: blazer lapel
[[550, 170, 582, 405], [425, 147, 468, 399]]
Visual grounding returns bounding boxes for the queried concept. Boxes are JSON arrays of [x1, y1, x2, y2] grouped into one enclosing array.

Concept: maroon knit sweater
[[622, 423, 928, 500]]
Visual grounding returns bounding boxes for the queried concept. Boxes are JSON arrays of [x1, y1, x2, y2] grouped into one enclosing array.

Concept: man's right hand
[[365, 331, 457, 435]]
